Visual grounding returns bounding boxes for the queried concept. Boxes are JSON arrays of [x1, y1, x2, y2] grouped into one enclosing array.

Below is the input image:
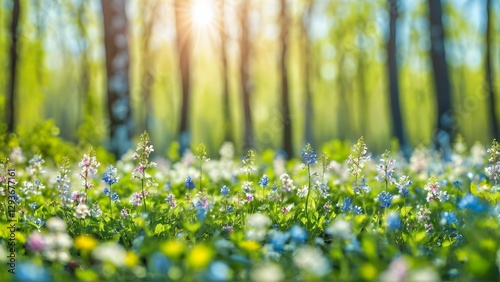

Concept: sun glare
[[191, 0, 216, 31]]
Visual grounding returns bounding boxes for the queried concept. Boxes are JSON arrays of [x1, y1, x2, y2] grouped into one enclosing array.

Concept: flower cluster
[[485, 139, 500, 186], [347, 137, 371, 190], [55, 157, 72, 207], [280, 173, 295, 192], [78, 147, 100, 191], [301, 143, 317, 165], [424, 176, 448, 202], [376, 150, 397, 186]]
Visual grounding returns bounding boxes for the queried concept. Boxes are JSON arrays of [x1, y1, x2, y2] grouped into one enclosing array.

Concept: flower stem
[[305, 164, 312, 228]]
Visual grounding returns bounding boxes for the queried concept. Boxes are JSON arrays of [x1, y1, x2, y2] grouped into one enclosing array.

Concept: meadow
[[0, 129, 499, 281]]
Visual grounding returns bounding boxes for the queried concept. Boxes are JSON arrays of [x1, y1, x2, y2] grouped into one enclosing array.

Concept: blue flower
[[345, 238, 361, 253], [301, 143, 317, 165], [458, 194, 486, 213], [441, 211, 459, 226], [221, 185, 230, 196], [226, 206, 234, 213], [386, 211, 401, 231], [196, 206, 207, 221], [102, 165, 119, 185], [378, 191, 393, 209], [104, 187, 110, 196], [148, 252, 171, 276], [259, 175, 269, 187], [29, 202, 37, 210], [289, 225, 308, 243], [207, 261, 230, 281], [399, 188, 410, 197], [353, 206, 363, 215], [270, 231, 289, 252], [111, 193, 119, 201], [16, 261, 51, 281], [185, 176, 195, 190], [341, 197, 352, 212]]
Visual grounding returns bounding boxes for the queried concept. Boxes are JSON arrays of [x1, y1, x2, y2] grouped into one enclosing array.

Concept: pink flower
[[26, 231, 45, 252], [223, 225, 233, 233]]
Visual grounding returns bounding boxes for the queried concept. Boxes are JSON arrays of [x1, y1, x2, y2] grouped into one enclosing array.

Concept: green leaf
[[361, 235, 377, 260], [154, 223, 165, 235], [400, 206, 412, 215], [414, 231, 427, 244], [470, 182, 479, 196]]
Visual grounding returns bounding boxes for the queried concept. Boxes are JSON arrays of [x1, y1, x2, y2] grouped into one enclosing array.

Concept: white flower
[[293, 246, 330, 277], [297, 185, 308, 198], [247, 213, 271, 230], [74, 204, 90, 219], [326, 219, 354, 241], [92, 243, 126, 267], [251, 263, 284, 282], [46, 217, 67, 233]]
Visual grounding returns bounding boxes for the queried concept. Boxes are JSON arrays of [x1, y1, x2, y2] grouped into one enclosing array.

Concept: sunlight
[[190, 0, 216, 31]]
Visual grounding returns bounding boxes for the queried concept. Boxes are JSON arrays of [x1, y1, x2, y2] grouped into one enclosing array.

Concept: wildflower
[[221, 185, 230, 196], [353, 205, 363, 214], [132, 131, 157, 213], [241, 149, 256, 176], [78, 147, 100, 191], [251, 263, 284, 282], [242, 181, 253, 194], [326, 219, 354, 241], [26, 231, 45, 253], [121, 208, 129, 218], [424, 176, 447, 202], [396, 175, 411, 197], [104, 187, 110, 196], [297, 185, 308, 198], [280, 173, 295, 192], [222, 225, 233, 233], [376, 150, 397, 184], [90, 204, 102, 218], [347, 137, 371, 188], [246, 193, 254, 202], [269, 231, 289, 252], [56, 158, 72, 207], [386, 211, 401, 231], [316, 183, 330, 198], [29, 202, 37, 210], [379, 257, 409, 282], [74, 204, 90, 219], [246, 213, 271, 241], [440, 211, 459, 226], [486, 139, 500, 185], [259, 175, 269, 187], [92, 243, 127, 267], [293, 246, 331, 277], [103, 165, 119, 185], [130, 191, 149, 206], [165, 194, 177, 208], [301, 143, 317, 165], [378, 191, 393, 209], [458, 194, 487, 213], [289, 225, 308, 243], [185, 176, 195, 190], [47, 217, 67, 233], [341, 197, 352, 212], [417, 206, 431, 222]]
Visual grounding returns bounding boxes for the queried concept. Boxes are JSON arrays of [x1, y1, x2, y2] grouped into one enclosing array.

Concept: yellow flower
[[240, 240, 260, 252], [125, 251, 138, 267], [161, 240, 185, 259], [186, 244, 213, 270], [75, 236, 98, 251]]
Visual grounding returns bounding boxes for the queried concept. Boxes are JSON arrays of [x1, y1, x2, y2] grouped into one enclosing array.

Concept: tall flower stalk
[[195, 143, 209, 193], [103, 165, 119, 219], [77, 147, 100, 205], [301, 143, 317, 228], [132, 131, 157, 214]]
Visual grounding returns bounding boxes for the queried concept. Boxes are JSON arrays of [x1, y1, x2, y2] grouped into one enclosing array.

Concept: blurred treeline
[[0, 0, 499, 158]]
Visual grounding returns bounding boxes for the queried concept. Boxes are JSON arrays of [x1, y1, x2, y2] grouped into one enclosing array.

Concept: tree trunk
[[219, 0, 233, 143], [239, 0, 254, 150], [427, 0, 453, 150], [387, 0, 405, 149], [486, 0, 498, 140], [174, 0, 192, 154], [77, 0, 92, 121], [101, 0, 133, 158], [141, 0, 160, 135], [7, 0, 20, 133], [301, 0, 315, 147], [279, 0, 293, 157]]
